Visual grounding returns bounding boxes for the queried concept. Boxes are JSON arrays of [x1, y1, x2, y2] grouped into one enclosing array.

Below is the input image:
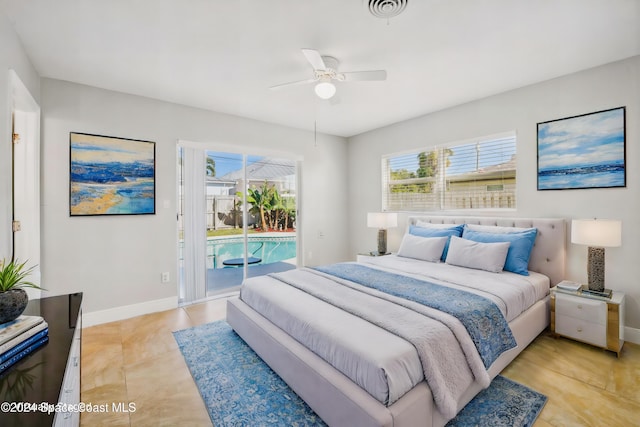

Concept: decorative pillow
[[445, 236, 510, 273], [461, 226, 538, 276], [409, 224, 464, 261], [397, 234, 448, 262]]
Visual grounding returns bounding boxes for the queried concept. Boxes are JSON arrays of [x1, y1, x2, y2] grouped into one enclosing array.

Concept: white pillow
[[414, 220, 462, 229], [464, 223, 535, 234], [397, 234, 448, 262], [445, 236, 510, 273]]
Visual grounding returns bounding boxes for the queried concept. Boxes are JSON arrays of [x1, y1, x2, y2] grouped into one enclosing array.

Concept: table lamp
[[571, 218, 621, 292], [367, 212, 398, 255]]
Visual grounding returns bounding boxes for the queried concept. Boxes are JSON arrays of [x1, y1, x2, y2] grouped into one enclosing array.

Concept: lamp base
[[587, 246, 605, 292], [377, 229, 387, 255]]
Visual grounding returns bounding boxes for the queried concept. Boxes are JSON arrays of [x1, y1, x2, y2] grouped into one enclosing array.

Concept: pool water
[[207, 237, 296, 268]]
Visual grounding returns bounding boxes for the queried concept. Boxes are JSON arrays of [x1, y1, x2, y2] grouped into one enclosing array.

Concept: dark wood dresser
[[0, 293, 83, 427]]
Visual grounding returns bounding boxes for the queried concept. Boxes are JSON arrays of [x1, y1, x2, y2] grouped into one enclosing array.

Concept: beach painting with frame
[[537, 107, 625, 190], [70, 133, 155, 215]]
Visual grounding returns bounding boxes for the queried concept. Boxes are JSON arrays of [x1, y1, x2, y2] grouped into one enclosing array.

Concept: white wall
[[40, 78, 349, 316], [0, 13, 40, 260], [348, 56, 640, 332]]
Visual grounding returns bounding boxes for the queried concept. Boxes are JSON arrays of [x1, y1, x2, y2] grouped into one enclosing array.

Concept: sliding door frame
[[177, 139, 302, 305]]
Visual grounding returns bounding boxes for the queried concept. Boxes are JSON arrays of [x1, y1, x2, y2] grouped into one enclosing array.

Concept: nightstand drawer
[[556, 314, 607, 347], [556, 293, 607, 325]]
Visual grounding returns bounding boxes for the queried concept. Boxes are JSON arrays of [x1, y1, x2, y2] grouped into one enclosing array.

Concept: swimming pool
[[207, 235, 297, 269]]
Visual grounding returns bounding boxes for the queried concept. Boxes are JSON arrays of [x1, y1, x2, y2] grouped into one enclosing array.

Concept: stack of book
[[0, 315, 49, 375], [556, 280, 583, 294]]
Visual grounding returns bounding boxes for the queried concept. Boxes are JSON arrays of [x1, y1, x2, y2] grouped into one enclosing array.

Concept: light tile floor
[[81, 297, 640, 426]]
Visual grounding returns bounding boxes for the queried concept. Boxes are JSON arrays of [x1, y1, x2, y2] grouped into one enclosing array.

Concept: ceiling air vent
[[366, 0, 408, 20]]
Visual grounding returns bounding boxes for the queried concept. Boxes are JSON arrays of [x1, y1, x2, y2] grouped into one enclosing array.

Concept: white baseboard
[[624, 326, 640, 346], [82, 296, 178, 328]]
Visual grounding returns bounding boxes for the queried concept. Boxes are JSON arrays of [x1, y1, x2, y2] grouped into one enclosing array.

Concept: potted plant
[[0, 259, 42, 324]]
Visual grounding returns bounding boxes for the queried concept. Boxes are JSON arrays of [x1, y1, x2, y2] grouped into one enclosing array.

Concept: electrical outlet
[[161, 272, 170, 283]]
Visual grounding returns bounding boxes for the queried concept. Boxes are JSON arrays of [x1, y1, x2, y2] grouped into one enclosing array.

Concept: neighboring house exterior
[[445, 156, 516, 209], [386, 156, 516, 211]]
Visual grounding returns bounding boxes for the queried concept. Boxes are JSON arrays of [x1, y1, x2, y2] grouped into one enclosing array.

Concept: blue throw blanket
[[314, 263, 516, 369]]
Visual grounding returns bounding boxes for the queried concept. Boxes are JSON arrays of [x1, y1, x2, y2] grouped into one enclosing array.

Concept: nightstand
[[550, 286, 625, 357]]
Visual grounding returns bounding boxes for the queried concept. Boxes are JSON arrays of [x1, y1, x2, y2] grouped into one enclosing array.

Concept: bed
[[226, 216, 565, 427]]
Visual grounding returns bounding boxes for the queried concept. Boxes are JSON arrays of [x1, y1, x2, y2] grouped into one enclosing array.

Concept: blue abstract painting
[[537, 107, 625, 190], [70, 133, 155, 215]]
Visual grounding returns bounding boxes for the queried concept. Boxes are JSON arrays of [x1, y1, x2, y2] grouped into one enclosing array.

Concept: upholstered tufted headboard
[[407, 216, 566, 286]]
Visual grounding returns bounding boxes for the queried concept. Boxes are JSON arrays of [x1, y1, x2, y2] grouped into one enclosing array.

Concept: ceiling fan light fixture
[[314, 81, 336, 99], [270, 49, 386, 98]]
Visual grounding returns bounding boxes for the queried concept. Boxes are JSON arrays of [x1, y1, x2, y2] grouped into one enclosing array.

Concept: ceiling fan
[[270, 49, 387, 100]]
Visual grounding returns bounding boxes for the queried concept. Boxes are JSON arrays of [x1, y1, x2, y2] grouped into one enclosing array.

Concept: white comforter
[[239, 257, 549, 420]]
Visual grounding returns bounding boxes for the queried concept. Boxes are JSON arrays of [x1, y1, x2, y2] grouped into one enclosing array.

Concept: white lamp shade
[[571, 219, 622, 247], [314, 81, 336, 99], [367, 212, 398, 229]]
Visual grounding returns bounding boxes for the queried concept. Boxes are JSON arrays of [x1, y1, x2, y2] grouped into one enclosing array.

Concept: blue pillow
[[461, 227, 538, 275], [409, 224, 464, 261]]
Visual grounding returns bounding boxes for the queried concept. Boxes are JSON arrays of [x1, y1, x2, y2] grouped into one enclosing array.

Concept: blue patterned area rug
[[446, 375, 547, 427], [173, 321, 325, 426], [174, 321, 546, 427]]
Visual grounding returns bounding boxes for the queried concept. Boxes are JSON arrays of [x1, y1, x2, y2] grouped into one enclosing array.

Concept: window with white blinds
[[382, 132, 517, 212]]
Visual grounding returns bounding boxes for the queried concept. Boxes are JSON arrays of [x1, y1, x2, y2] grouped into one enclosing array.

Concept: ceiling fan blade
[[269, 78, 317, 90], [301, 48, 326, 71], [342, 70, 387, 81]]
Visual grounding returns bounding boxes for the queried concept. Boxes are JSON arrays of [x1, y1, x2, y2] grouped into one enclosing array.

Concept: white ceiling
[[2, 0, 639, 137]]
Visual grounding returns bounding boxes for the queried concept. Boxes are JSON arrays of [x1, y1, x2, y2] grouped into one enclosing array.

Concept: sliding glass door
[[178, 144, 298, 305]]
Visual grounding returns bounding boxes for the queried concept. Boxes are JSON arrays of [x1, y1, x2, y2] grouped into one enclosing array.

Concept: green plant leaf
[[0, 259, 44, 292]]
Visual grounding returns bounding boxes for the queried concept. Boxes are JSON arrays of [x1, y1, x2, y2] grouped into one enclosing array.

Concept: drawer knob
[[577, 304, 583, 309], [577, 327, 583, 333]]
